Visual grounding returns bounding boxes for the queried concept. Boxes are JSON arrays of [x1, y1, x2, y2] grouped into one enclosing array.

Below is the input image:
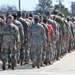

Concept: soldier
[[22, 12, 32, 63], [69, 18, 74, 51], [22, 12, 32, 25], [64, 17, 70, 53], [37, 14, 48, 66], [29, 13, 34, 23], [58, 13, 67, 55], [66, 17, 73, 53], [28, 15, 47, 68], [1, 15, 20, 70], [17, 11, 28, 65], [12, 12, 24, 64], [52, 10, 65, 59], [71, 17, 75, 48], [45, 11, 56, 64], [42, 15, 52, 65], [0, 18, 4, 59]]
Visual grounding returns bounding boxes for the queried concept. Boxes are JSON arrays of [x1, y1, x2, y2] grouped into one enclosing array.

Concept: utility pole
[[19, 0, 21, 11]]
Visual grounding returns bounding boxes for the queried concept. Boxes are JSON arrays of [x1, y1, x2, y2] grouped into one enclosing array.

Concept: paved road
[[0, 51, 75, 75]]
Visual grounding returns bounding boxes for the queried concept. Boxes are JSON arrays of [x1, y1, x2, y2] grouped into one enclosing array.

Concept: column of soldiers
[[0, 10, 75, 70]]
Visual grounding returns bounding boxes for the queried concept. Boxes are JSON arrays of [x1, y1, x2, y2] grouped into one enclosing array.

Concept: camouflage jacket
[[28, 23, 47, 46], [2, 23, 20, 44]]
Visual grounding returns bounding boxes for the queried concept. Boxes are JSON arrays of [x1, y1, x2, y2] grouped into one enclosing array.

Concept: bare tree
[[0, 5, 17, 12], [35, 0, 53, 14]]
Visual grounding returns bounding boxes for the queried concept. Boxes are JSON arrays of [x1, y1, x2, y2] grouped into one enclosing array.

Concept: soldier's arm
[[41, 26, 47, 45], [28, 26, 31, 41], [15, 26, 20, 44], [19, 22, 24, 43]]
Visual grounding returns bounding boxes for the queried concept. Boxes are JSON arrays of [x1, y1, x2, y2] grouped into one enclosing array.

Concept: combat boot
[[37, 62, 40, 68], [32, 60, 36, 68], [24, 58, 29, 65], [8, 59, 11, 68], [11, 63, 15, 70], [20, 59, 23, 65], [2, 60, 6, 70], [40, 62, 46, 67], [8, 64, 11, 68], [43, 59, 48, 65], [11, 56, 16, 70], [25, 58, 29, 64], [17, 59, 20, 64]]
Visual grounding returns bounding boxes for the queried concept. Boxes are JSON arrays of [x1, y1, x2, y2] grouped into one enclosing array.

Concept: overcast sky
[[0, 0, 75, 11]]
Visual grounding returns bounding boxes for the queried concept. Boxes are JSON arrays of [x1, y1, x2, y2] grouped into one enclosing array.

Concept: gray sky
[[0, 0, 75, 11]]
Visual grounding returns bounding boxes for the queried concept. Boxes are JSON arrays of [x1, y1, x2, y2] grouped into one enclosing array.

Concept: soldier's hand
[[16, 43, 20, 49]]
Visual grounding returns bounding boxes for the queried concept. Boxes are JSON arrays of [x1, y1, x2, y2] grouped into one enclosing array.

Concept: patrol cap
[[43, 14, 48, 20], [67, 16, 70, 21], [58, 12, 64, 17], [34, 15, 39, 20], [37, 13, 41, 16], [45, 11, 51, 16], [6, 12, 10, 17], [26, 13, 29, 18], [22, 12, 26, 17], [72, 17, 75, 21], [17, 11, 22, 17], [37, 13, 42, 19], [29, 13, 33, 18], [7, 15, 14, 19], [12, 12, 17, 20], [52, 10, 59, 15]]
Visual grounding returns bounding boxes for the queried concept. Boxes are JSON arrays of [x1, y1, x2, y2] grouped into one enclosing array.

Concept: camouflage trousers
[[51, 41, 56, 60], [1, 42, 16, 63], [30, 43, 44, 64], [45, 42, 51, 62], [24, 41, 29, 62], [56, 40, 61, 59]]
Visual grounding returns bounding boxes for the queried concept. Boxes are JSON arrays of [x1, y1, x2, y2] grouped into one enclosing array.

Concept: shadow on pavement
[[0, 61, 34, 71]]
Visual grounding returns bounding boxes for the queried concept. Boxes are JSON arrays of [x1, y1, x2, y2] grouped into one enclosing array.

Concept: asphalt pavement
[[0, 51, 75, 75]]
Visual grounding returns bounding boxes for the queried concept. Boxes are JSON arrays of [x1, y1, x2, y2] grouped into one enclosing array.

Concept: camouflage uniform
[[52, 19, 60, 60], [28, 15, 47, 68], [0, 18, 4, 59], [69, 21, 74, 50], [63, 20, 69, 53], [1, 21, 20, 70], [66, 18, 73, 53], [21, 12, 33, 64], [40, 22, 48, 64], [54, 15, 65, 58], [72, 20, 75, 48], [18, 16, 31, 65], [68, 21, 74, 52], [13, 19, 24, 63], [23, 18, 32, 64], [47, 18, 55, 63]]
